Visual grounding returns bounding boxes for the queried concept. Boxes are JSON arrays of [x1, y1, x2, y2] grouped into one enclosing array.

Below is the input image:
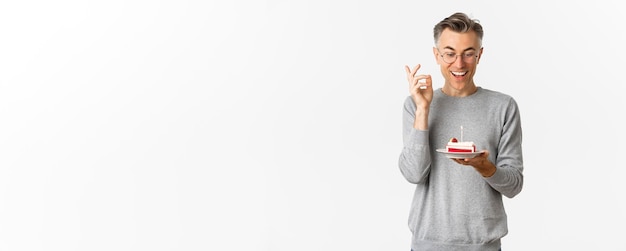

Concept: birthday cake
[[445, 137, 476, 153]]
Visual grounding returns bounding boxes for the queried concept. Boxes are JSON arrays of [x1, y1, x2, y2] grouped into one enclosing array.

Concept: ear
[[476, 47, 484, 64]]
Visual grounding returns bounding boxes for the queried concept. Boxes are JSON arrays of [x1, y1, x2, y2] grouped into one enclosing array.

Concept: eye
[[444, 53, 456, 58], [464, 52, 476, 58]]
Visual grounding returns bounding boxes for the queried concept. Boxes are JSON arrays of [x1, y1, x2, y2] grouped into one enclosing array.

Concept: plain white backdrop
[[1, 0, 625, 250]]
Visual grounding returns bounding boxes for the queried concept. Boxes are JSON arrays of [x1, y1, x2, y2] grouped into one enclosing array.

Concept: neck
[[442, 84, 478, 97]]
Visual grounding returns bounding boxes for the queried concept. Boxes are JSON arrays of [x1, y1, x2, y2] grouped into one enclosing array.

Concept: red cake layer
[[447, 148, 474, 153]]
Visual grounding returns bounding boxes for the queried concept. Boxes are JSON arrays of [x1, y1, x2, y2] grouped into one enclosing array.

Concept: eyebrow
[[442, 46, 477, 52]]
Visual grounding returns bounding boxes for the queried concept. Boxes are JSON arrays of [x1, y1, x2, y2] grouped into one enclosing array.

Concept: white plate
[[436, 149, 485, 159]]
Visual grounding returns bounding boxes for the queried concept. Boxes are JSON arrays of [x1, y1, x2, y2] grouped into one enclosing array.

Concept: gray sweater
[[399, 87, 524, 251]]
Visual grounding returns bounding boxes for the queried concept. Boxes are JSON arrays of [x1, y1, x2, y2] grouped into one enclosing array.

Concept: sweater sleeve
[[398, 96, 432, 184], [485, 97, 524, 198]]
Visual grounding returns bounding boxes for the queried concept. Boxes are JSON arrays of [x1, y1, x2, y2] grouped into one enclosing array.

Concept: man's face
[[433, 28, 483, 91]]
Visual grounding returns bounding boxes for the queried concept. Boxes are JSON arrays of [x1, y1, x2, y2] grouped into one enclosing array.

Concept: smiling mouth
[[451, 71, 467, 77]]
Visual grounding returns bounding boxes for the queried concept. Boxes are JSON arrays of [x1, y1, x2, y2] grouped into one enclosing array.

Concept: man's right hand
[[405, 64, 433, 130], [404, 64, 433, 110]]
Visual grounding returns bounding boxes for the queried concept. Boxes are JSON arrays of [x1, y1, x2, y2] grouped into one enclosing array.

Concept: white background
[[1, 0, 624, 250]]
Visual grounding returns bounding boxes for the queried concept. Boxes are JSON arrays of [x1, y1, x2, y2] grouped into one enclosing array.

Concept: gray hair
[[433, 12, 483, 46]]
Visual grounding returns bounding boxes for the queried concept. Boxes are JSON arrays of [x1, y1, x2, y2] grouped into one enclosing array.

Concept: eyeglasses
[[437, 48, 479, 64]]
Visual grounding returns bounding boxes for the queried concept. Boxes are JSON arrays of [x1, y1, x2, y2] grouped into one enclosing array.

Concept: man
[[399, 12, 524, 251]]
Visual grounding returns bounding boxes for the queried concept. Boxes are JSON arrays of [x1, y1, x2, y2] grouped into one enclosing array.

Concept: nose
[[453, 55, 465, 68]]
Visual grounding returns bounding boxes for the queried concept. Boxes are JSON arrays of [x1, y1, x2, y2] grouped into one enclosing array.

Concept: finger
[[405, 65, 415, 81], [416, 75, 432, 90], [414, 80, 426, 90], [411, 64, 421, 76], [414, 74, 430, 84], [411, 84, 423, 94], [411, 80, 426, 92], [481, 150, 489, 158]]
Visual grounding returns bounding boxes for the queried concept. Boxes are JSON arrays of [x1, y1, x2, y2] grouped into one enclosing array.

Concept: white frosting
[[446, 142, 475, 146]]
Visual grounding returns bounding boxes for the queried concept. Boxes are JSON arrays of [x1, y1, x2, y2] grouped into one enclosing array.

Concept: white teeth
[[452, 71, 467, 76]]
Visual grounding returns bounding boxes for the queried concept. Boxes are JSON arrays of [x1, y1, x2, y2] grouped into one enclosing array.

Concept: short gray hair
[[433, 12, 483, 45]]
